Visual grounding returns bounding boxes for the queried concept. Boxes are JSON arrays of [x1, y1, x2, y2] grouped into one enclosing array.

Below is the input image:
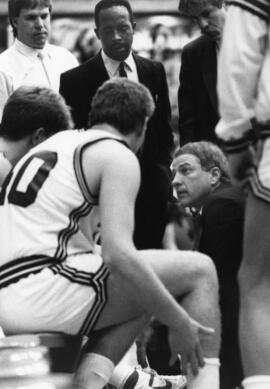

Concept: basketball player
[[0, 79, 220, 389], [0, 85, 73, 186]]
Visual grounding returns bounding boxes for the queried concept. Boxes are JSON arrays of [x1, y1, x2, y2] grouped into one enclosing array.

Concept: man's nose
[[199, 17, 209, 28], [172, 173, 184, 187], [111, 29, 121, 40], [35, 17, 43, 28]]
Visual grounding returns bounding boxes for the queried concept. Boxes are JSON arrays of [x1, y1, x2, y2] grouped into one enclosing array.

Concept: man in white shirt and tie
[[0, 0, 78, 121]]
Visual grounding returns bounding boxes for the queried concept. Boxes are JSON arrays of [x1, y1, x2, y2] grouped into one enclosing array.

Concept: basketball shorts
[[0, 252, 109, 337]]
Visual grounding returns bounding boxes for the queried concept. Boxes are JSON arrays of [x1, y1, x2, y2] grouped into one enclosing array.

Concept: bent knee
[[190, 252, 219, 289]]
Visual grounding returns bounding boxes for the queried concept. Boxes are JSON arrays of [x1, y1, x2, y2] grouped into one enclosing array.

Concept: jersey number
[[0, 151, 57, 207]]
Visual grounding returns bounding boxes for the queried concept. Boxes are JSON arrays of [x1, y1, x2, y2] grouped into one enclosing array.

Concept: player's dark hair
[[0, 86, 73, 141], [89, 78, 154, 135]]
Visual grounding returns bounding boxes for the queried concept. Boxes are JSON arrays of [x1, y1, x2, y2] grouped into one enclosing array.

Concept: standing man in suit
[[60, 0, 174, 251], [170, 141, 245, 389], [178, 0, 226, 145]]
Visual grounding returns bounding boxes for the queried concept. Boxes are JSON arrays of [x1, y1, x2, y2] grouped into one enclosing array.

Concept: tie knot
[[118, 61, 127, 78]]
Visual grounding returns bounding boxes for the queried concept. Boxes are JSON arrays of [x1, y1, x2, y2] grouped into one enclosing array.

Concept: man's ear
[[132, 21, 136, 31], [31, 128, 46, 147], [94, 28, 100, 40], [209, 166, 221, 186], [11, 17, 18, 29]]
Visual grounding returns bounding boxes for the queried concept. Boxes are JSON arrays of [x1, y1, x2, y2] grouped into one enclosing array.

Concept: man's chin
[[32, 41, 47, 50], [110, 49, 130, 61], [204, 31, 221, 42], [178, 198, 190, 208]]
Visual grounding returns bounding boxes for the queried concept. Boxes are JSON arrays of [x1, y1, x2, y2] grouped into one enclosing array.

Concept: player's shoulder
[[84, 133, 138, 170]]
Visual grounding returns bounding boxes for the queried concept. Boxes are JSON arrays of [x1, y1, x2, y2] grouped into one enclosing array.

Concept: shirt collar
[[14, 38, 51, 59], [101, 50, 136, 76]]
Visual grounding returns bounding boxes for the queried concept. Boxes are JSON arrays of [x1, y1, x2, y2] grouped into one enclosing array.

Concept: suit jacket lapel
[[86, 51, 109, 89], [201, 40, 218, 113], [133, 53, 153, 92]]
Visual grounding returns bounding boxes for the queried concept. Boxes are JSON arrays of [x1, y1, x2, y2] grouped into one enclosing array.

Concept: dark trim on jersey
[[54, 201, 92, 260], [220, 129, 256, 153], [249, 167, 270, 203], [227, 0, 270, 22], [74, 136, 129, 204], [0, 250, 103, 292], [78, 263, 110, 336], [0, 255, 55, 289], [50, 262, 96, 286]]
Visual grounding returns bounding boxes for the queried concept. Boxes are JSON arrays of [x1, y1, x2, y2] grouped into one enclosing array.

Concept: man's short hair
[[174, 141, 230, 183], [8, 0, 52, 37], [89, 78, 154, 135], [0, 86, 73, 141], [178, 0, 223, 17], [94, 0, 134, 29]]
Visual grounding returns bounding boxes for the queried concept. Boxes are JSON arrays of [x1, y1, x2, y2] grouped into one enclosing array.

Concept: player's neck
[[90, 123, 138, 152], [90, 123, 126, 141], [0, 137, 30, 166]]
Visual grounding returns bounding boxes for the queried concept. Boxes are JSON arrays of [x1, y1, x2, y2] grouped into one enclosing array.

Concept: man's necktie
[[37, 51, 51, 86], [118, 61, 128, 78]]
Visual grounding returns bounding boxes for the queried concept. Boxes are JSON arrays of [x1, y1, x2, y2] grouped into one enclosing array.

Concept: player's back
[[0, 129, 119, 264]]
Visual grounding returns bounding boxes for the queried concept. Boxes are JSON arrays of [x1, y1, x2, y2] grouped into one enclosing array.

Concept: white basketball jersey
[[0, 129, 124, 264]]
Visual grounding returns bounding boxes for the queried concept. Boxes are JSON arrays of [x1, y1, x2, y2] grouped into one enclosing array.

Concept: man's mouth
[[34, 32, 47, 38], [112, 45, 125, 51]]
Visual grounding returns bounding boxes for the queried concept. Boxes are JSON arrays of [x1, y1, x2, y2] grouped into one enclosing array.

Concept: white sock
[[187, 357, 220, 389], [242, 375, 270, 389], [109, 344, 138, 389], [74, 353, 115, 389], [119, 343, 138, 367], [110, 364, 135, 389]]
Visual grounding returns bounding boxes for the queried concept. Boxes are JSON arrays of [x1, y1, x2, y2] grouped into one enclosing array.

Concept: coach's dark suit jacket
[[199, 182, 245, 389], [60, 51, 174, 249], [178, 35, 220, 145]]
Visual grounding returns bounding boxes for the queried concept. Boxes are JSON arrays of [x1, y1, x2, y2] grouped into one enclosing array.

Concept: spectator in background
[[0, 85, 73, 187], [60, 0, 174, 251], [170, 141, 245, 389], [0, 0, 78, 121], [73, 28, 100, 64], [150, 23, 172, 62], [216, 1, 270, 388], [178, 0, 226, 145]]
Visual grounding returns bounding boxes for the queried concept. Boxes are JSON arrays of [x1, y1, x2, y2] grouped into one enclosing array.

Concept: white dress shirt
[[0, 39, 78, 120], [101, 50, 139, 83]]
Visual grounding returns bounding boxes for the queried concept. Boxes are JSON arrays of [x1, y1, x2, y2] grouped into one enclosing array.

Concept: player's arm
[[216, 6, 267, 147]]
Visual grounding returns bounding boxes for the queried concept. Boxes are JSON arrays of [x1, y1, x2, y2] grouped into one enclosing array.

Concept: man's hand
[[227, 146, 256, 188], [168, 316, 215, 376]]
